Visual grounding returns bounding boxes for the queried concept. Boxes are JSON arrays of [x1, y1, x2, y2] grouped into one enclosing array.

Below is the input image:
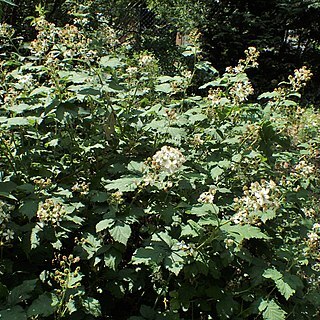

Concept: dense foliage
[[0, 4, 320, 320], [148, 0, 320, 105]]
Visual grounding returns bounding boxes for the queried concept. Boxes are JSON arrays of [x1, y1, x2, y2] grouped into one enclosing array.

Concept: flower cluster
[[37, 199, 66, 226], [291, 160, 315, 179], [30, 16, 95, 62], [229, 80, 254, 104], [0, 23, 15, 40], [207, 88, 223, 106], [288, 66, 312, 91], [139, 54, 156, 67], [72, 181, 90, 196], [51, 254, 82, 317], [0, 201, 14, 246], [301, 207, 317, 218], [226, 47, 259, 74], [243, 47, 260, 68], [126, 66, 139, 77], [34, 177, 52, 190], [152, 146, 186, 174], [198, 187, 216, 204], [109, 191, 124, 205], [232, 180, 280, 225], [17, 74, 34, 88], [191, 134, 204, 147], [306, 223, 320, 254], [30, 17, 59, 57]]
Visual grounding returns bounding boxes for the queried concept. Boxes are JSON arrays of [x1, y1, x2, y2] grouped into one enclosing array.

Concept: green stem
[[0, 136, 18, 176]]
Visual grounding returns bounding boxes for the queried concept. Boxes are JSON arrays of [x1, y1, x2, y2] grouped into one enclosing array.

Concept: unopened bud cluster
[[226, 47, 259, 74], [191, 134, 204, 147], [34, 178, 52, 189], [109, 191, 124, 205], [232, 180, 280, 225], [52, 254, 82, 297], [72, 181, 90, 195], [152, 146, 186, 174], [37, 199, 66, 225]]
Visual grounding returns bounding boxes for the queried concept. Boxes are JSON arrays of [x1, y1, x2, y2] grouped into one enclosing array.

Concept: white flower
[[37, 199, 66, 225], [233, 180, 280, 225], [229, 81, 254, 103], [3, 229, 14, 241], [254, 187, 270, 207], [198, 187, 216, 204], [312, 223, 320, 230], [139, 54, 155, 66], [0, 212, 10, 225], [126, 66, 138, 75], [17, 74, 33, 86], [308, 231, 319, 243], [152, 146, 185, 174]]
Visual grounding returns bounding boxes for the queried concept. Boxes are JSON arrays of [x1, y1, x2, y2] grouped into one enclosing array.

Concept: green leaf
[[66, 299, 77, 314], [109, 222, 131, 245], [263, 268, 282, 281], [258, 300, 286, 320], [5, 117, 29, 127], [8, 279, 37, 306], [100, 56, 121, 68], [30, 223, 42, 249], [165, 251, 185, 276], [275, 279, 295, 300], [0, 283, 8, 301], [30, 86, 52, 97], [0, 0, 17, 6], [210, 166, 224, 179], [58, 71, 89, 83], [81, 297, 102, 317], [140, 305, 156, 319], [27, 293, 55, 317], [19, 200, 38, 219], [180, 224, 199, 237], [90, 191, 108, 203], [155, 83, 172, 93], [10, 104, 30, 114], [132, 247, 164, 265], [103, 177, 142, 192], [260, 209, 276, 223], [67, 273, 83, 288], [217, 295, 239, 319], [104, 248, 122, 270], [263, 269, 295, 300], [221, 224, 269, 244], [80, 233, 102, 259], [127, 161, 146, 173], [96, 218, 115, 233], [0, 306, 26, 320], [189, 204, 218, 217]]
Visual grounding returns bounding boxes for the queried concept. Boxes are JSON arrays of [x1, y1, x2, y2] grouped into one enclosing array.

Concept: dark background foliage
[[2, 0, 320, 104]]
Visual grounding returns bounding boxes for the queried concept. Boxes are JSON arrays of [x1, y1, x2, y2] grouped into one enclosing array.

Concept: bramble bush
[[0, 7, 319, 320]]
